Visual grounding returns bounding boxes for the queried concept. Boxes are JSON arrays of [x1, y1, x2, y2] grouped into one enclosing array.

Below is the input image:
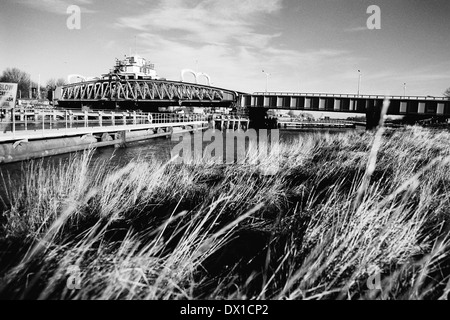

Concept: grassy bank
[[0, 126, 449, 300]]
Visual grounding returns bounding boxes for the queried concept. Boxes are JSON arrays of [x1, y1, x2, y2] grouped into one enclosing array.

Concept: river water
[[0, 128, 358, 208]]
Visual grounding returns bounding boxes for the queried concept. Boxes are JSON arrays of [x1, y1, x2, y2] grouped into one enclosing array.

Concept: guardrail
[[251, 92, 449, 101], [278, 118, 353, 123], [0, 109, 209, 137]]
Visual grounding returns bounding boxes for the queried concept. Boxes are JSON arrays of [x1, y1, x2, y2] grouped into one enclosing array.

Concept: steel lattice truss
[[60, 79, 237, 102]]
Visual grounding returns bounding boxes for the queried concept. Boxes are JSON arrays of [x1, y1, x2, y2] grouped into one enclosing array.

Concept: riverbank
[[0, 126, 449, 299]]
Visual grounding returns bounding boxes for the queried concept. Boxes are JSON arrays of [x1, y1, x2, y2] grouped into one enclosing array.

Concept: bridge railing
[[0, 109, 209, 137], [277, 118, 354, 124], [251, 92, 449, 101]]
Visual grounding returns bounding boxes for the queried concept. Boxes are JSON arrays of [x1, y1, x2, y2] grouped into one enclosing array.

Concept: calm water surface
[[0, 128, 359, 205]]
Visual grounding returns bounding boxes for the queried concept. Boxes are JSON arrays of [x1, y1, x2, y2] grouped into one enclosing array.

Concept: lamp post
[[38, 74, 41, 100], [262, 70, 270, 93], [357, 70, 362, 96]]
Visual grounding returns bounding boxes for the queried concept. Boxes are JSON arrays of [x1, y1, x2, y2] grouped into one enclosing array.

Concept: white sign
[[0, 83, 18, 109]]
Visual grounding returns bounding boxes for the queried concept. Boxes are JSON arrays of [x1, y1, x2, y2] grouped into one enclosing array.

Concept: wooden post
[[12, 108, 15, 136]]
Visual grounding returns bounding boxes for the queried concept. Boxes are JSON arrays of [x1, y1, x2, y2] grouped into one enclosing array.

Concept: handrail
[[0, 110, 210, 137], [250, 92, 449, 101]]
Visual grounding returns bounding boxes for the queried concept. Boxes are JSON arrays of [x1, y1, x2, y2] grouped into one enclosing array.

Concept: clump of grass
[[1, 123, 450, 300]]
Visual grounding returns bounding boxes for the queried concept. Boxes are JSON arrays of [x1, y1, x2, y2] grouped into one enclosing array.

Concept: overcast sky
[[1, 0, 449, 97]]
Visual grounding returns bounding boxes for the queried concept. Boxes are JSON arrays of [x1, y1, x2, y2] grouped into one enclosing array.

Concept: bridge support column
[[365, 101, 382, 130], [248, 107, 270, 129], [114, 131, 126, 148], [69, 112, 74, 127], [84, 111, 88, 127]]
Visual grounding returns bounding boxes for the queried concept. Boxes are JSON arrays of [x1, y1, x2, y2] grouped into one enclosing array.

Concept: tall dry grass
[[0, 123, 450, 300]]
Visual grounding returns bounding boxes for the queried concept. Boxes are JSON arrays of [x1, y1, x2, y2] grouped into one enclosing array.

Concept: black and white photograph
[[1, 0, 450, 306]]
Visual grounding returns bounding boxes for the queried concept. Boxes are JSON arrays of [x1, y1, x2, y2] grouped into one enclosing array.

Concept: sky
[[1, 0, 449, 97]]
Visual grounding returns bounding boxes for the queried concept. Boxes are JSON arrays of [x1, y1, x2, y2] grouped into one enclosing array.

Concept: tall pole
[[403, 83, 406, 97], [357, 70, 362, 96], [38, 74, 41, 100]]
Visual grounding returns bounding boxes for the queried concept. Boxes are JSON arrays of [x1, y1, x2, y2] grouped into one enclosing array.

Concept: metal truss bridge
[[57, 79, 240, 110]]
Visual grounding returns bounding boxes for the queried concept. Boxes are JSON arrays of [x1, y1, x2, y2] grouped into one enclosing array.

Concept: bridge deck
[[241, 93, 450, 117], [0, 122, 207, 143], [0, 109, 209, 142]]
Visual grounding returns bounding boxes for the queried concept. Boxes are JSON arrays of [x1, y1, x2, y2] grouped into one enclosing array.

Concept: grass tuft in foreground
[[0, 125, 450, 299]]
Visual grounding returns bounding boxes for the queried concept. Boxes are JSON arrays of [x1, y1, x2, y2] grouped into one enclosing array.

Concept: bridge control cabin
[[107, 55, 160, 80]]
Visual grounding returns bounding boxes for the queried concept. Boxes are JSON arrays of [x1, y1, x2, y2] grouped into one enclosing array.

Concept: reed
[[0, 125, 449, 300]]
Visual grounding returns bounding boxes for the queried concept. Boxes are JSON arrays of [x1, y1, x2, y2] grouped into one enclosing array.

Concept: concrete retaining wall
[[0, 125, 208, 164]]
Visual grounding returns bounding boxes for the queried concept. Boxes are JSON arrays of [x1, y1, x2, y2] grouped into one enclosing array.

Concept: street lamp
[[262, 70, 270, 93], [357, 70, 362, 96], [403, 83, 406, 97]]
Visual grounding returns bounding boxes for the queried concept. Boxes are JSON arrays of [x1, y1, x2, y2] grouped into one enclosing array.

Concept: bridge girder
[[59, 79, 238, 104], [241, 93, 450, 117]]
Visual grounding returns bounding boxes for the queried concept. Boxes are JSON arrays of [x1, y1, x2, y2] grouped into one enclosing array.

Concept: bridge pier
[[248, 108, 269, 129], [114, 131, 127, 148], [365, 100, 383, 130]]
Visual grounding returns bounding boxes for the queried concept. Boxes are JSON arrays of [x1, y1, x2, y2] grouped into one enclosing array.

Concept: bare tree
[[46, 78, 67, 88], [0, 68, 31, 98], [444, 87, 450, 99]]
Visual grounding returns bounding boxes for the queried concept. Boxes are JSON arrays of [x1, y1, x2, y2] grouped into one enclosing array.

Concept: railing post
[[12, 108, 15, 136]]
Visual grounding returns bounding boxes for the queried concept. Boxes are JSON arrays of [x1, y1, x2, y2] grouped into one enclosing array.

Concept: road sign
[[0, 83, 18, 109]]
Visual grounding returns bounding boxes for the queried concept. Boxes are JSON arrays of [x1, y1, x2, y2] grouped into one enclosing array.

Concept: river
[[0, 128, 359, 209]]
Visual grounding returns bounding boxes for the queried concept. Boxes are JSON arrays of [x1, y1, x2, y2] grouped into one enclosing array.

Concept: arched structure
[[180, 69, 198, 84], [180, 69, 212, 86], [68, 74, 87, 84], [196, 73, 211, 86]]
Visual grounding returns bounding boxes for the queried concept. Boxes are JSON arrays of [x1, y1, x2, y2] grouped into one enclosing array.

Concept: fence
[[0, 108, 210, 136]]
